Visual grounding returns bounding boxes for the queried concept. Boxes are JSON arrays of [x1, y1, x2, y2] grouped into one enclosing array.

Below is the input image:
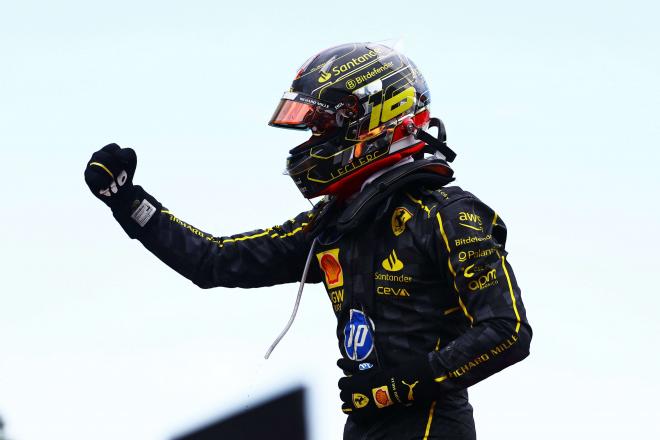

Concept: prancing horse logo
[[391, 207, 412, 236]]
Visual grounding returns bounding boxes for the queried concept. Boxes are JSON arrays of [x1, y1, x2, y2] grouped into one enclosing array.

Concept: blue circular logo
[[343, 309, 375, 361]]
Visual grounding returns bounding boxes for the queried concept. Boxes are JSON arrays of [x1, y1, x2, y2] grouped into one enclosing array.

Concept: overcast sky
[[1, 1, 659, 439]]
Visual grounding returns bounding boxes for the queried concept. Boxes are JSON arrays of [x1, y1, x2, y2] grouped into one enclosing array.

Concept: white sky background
[[1, 0, 659, 438]]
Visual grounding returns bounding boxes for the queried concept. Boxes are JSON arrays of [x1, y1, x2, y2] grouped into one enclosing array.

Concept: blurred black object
[[173, 387, 307, 440], [0, 413, 6, 440]]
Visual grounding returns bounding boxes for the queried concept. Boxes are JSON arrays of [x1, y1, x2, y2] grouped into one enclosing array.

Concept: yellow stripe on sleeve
[[437, 212, 474, 324], [435, 212, 451, 253], [501, 256, 521, 333], [422, 401, 437, 440]]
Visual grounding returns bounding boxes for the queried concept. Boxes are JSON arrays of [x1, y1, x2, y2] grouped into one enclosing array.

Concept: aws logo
[[459, 212, 482, 224], [318, 71, 332, 83], [316, 248, 344, 288], [391, 207, 412, 236], [382, 250, 404, 272], [458, 211, 483, 232]]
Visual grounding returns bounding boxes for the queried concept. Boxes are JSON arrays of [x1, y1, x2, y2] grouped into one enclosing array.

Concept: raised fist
[[84, 143, 137, 207]]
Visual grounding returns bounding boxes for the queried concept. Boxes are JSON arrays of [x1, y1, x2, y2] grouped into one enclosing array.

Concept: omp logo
[[468, 269, 498, 291], [463, 264, 476, 278], [318, 71, 332, 83], [372, 386, 393, 408], [391, 207, 412, 236], [343, 309, 375, 361], [316, 248, 344, 288], [352, 393, 369, 409], [382, 250, 404, 272]]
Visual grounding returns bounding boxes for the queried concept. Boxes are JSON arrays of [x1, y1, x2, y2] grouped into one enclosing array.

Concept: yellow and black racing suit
[[112, 183, 531, 440]]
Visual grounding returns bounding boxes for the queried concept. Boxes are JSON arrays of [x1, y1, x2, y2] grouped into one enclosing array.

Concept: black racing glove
[[338, 356, 437, 418], [85, 143, 162, 238], [84, 143, 137, 207]]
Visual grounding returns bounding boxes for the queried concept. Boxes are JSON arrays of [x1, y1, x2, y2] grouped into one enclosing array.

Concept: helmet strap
[[405, 117, 457, 162]]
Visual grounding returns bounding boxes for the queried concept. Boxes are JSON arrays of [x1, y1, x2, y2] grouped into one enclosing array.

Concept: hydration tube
[[264, 238, 319, 359]]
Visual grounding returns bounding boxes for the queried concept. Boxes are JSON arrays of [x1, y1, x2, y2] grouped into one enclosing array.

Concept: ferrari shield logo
[[391, 207, 412, 236], [352, 393, 369, 408]]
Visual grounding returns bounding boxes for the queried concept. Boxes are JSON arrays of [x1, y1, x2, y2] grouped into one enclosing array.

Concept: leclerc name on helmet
[[268, 42, 454, 199]]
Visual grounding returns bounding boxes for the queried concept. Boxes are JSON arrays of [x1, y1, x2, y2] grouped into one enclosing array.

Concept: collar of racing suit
[[359, 156, 415, 192], [306, 156, 455, 238]]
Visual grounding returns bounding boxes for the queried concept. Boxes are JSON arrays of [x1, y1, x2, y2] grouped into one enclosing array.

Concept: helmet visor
[[269, 92, 334, 130]]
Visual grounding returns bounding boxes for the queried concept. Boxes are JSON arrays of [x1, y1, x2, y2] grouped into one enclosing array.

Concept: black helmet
[[269, 41, 454, 199]]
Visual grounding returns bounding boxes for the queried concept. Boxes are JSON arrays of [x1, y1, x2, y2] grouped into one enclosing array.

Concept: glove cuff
[[387, 356, 436, 405], [111, 185, 162, 239]]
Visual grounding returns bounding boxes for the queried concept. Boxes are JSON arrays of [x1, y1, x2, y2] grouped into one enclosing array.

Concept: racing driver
[[84, 42, 532, 439]]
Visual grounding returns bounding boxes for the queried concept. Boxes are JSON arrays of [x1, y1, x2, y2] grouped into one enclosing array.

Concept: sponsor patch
[[391, 207, 412, 236], [458, 211, 482, 224], [328, 288, 344, 312], [402, 380, 419, 401], [376, 286, 410, 297], [352, 393, 369, 409], [381, 250, 404, 272], [372, 386, 393, 408], [130, 199, 156, 227], [343, 309, 375, 361], [316, 248, 344, 288], [467, 268, 498, 291], [455, 235, 492, 247], [374, 272, 412, 283], [457, 247, 497, 262]]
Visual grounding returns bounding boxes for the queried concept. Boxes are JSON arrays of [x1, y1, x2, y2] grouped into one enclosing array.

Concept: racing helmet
[[269, 42, 452, 199]]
